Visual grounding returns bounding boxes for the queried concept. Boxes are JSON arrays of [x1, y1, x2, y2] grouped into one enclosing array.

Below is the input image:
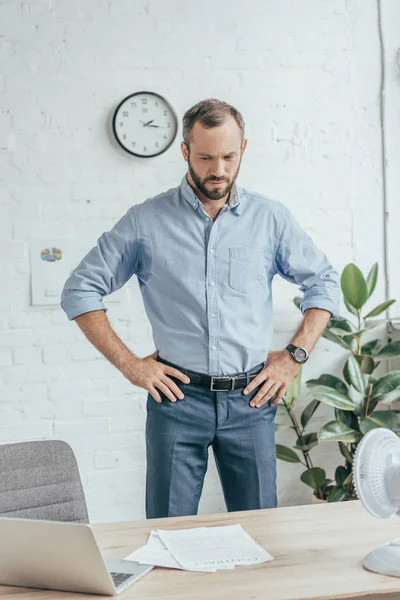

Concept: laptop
[[0, 517, 154, 596]]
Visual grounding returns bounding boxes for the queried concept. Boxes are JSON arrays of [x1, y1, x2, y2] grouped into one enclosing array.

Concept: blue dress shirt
[[61, 175, 340, 375]]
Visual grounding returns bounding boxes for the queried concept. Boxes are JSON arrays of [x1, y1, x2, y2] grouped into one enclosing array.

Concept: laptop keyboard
[[110, 572, 132, 587]]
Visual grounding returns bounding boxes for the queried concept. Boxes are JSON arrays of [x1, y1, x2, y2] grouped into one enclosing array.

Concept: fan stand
[[363, 539, 400, 578]]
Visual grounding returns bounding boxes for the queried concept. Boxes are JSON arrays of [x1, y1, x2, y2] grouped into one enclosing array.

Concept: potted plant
[[276, 262, 400, 502]]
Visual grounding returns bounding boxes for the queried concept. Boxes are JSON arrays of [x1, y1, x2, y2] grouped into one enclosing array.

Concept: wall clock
[[112, 91, 178, 158]]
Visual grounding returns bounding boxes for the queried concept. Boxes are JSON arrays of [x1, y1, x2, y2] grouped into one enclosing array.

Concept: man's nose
[[210, 160, 225, 178]]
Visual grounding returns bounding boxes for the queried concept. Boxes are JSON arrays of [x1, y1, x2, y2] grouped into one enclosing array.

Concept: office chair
[[0, 439, 89, 523]]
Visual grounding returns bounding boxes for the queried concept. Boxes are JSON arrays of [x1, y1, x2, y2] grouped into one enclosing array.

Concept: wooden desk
[[1, 501, 400, 599]]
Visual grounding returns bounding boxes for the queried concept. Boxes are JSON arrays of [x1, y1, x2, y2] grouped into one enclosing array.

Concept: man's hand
[[122, 351, 190, 404], [243, 350, 301, 408]]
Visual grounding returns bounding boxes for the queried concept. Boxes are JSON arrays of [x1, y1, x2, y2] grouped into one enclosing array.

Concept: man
[[61, 98, 340, 519]]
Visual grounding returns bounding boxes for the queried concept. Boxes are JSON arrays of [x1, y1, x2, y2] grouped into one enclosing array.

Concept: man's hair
[[182, 98, 245, 147]]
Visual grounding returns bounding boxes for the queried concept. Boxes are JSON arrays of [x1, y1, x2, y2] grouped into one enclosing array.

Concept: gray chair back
[[0, 440, 89, 523]]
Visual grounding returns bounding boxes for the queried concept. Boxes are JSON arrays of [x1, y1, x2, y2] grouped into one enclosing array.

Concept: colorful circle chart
[[40, 247, 63, 262]]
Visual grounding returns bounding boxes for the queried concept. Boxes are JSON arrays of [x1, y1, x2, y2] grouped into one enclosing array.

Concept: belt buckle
[[210, 376, 236, 391], [210, 376, 230, 391]]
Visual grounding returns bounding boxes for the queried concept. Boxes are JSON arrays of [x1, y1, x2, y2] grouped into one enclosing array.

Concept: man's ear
[[181, 141, 189, 162], [241, 138, 248, 156]]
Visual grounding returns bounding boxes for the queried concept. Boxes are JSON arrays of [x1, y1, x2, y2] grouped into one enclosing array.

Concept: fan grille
[[354, 428, 400, 519]]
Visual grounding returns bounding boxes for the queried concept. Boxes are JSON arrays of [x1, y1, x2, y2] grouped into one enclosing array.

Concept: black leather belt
[[157, 357, 264, 392]]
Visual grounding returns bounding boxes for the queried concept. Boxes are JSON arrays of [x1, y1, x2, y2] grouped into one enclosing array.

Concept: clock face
[[112, 92, 178, 158]]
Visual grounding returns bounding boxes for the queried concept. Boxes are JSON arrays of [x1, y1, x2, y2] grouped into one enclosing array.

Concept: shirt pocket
[[228, 246, 269, 294]]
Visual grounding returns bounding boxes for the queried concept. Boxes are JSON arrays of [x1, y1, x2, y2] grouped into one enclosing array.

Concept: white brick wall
[[0, 0, 396, 522]]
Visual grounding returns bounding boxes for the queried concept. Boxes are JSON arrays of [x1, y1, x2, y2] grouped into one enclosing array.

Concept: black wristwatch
[[285, 344, 309, 364]]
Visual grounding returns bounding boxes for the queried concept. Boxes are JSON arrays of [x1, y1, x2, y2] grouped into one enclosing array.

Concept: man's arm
[[75, 310, 138, 375], [74, 310, 190, 403], [289, 307, 331, 354], [243, 204, 341, 407], [273, 203, 341, 319], [62, 208, 190, 403], [60, 206, 140, 321], [243, 308, 330, 407]]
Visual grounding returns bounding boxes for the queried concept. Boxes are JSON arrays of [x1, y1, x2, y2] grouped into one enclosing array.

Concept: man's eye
[[225, 156, 233, 160], [200, 157, 210, 161]]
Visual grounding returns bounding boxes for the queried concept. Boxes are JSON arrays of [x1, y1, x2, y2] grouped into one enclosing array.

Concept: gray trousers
[[145, 359, 278, 518]]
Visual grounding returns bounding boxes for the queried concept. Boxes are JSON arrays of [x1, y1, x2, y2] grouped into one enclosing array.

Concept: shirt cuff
[[60, 296, 108, 321], [300, 299, 340, 320]]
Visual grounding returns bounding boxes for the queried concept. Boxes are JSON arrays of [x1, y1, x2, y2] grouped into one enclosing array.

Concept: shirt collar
[[180, 175, 242, 216]]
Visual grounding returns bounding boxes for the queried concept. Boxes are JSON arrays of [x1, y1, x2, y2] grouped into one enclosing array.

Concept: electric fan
[[354, 427, 400, 577]]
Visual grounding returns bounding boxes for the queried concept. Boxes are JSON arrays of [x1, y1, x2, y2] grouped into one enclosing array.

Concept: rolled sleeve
[[274, 205, 341, 320], [60, 206, 139, 321]]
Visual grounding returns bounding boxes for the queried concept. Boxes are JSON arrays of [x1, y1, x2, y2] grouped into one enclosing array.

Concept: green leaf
[[322, 328, 355, 350], [361, 339, 380, 356], [300, 467, 326, 490], [344, 297, 358, 316], [318, 420, 362, 443], [311, 385, 356, 411], [359, 410, 398, 435], [366, 263, 378, 298], [372, 371, 400, 399], [347, 384, 364, 417], [375, 341, 400, 360], [276, 444, 301, 463], [342, 335, 359, 354], [339, 441, 353, 463], [294, 432, 319, 452], [373, 389, 400, 404], [328, 486, 347, 502], [333, 327, 368, 337], [341, 264, 369, 310], [354, 354, 375, 375], [285, 370, 302, 407], [301, 399, 320, 429], [329, 318, 353, 333], [329, 327, 355, 337], [321, 478, 334, 492], [364, 317, 400, 328], [306, 374, 348, 395], [343, 472, 353, 487], [364, 299, 396, 319], [335, 466, 348, 487], [343, 356, 365, 394], [365, 395, 379, 416], [335, 408, 360, 431], [293, 296, 302, 310]]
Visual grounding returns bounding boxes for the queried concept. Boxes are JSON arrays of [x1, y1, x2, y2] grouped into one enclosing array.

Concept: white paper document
[[125, 524, 274, 572], [126, 530, 182, 570]]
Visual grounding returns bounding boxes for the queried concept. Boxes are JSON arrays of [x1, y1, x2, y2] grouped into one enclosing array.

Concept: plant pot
[[312, 493, 327, 504]]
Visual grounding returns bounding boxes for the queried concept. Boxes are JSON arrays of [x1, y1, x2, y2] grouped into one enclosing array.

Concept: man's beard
[[188, 156, 241, 201]]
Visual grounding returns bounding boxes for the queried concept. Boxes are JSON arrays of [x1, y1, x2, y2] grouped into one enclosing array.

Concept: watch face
[[112, 92, 178, 158], [294, 347, 307, 362]]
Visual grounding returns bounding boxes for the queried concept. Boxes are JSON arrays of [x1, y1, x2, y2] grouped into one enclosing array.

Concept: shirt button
[[205, 217, 210, 222], [212, 345, 217, 351], [210, 281, 215, 286], [211, 313, 216, 318], [210, 249, 214, 254], [192, 203, 196, 207]]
